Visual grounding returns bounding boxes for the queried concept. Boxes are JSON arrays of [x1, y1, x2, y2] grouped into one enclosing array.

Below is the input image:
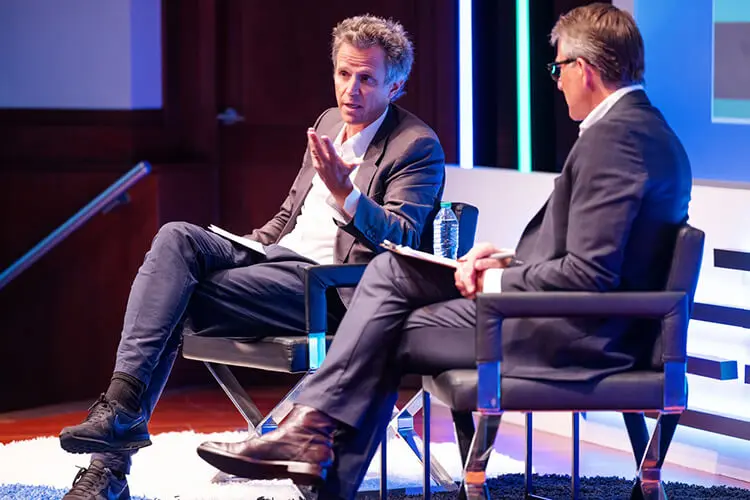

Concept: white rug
[[0, 430, 527, 499]]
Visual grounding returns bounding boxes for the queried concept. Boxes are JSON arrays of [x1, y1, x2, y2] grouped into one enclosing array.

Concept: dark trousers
[[297, 252, 477, 499], [96, 222, 345, 472]]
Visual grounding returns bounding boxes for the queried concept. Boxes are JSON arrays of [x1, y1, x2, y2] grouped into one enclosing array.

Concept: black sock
[[105, 372, 145, 414]]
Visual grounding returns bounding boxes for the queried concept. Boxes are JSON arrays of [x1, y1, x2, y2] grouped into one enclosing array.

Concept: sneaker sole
[[196, 445, 325, 485], [59, 432, 152, 454]]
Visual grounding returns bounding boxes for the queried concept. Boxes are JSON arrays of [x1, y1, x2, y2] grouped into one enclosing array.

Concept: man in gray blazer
[[58, 14, 444, 500], [198, 3, 691, 498]]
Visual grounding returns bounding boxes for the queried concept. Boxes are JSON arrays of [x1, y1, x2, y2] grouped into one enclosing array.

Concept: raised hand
[[307, 128, 360, 208]]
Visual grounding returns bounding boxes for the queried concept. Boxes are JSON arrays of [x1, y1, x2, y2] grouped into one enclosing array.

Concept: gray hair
[[331, 14, 414, 100], [550, 3, 645, 86]]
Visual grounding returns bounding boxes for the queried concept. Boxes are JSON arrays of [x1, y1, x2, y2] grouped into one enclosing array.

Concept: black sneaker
[[60, 394, 151, 454], [63, 460, 130, 500]]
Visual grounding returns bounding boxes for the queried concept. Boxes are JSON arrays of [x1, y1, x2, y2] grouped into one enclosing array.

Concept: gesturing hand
[[454, 242, 514, 299], [307, 128, 360, 207]]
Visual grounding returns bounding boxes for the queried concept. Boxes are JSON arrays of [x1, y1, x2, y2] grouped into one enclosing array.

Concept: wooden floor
[[1, 385, 748, 491]]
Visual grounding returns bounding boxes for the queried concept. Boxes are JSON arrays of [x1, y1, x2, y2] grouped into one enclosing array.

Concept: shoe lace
[[70, 464, 105, 494], [86, 394, 114, 423]]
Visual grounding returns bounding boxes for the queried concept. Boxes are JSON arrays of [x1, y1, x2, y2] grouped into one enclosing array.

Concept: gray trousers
[[96, 222, 345, 472], [297, 252, 477, 499]]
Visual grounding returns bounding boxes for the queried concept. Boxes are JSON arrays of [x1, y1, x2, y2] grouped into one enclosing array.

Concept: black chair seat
[[424, 369, 666, 412], [397, 326, 475, 376], [182, 334, 332, 373]]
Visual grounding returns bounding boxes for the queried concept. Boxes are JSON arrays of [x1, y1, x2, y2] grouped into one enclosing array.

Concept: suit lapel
[[337, 105, 399, 263], [352, 105, 398, 195]]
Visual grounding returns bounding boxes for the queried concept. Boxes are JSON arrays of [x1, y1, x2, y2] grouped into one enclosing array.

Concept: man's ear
[[579, 59, 596, 89], [389, 80, 404, 100]]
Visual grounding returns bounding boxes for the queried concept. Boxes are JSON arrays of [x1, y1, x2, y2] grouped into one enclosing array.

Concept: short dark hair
[[550, 3, 645, 86]]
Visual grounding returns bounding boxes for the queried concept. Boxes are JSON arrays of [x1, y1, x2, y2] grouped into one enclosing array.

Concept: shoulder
[[584, 92, 669, 146], [381, 105, 444, 165], [387, 104, 440, 143]]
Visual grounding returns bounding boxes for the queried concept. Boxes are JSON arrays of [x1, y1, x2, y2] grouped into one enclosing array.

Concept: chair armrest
[[475, 291, 689, 412], [304, 264, 367, 370], [305, 264, 367, 333], [475, 291, 688, 364]]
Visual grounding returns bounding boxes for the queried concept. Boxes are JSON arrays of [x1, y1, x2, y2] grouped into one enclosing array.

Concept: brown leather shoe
[[196, 405, 337, 484]]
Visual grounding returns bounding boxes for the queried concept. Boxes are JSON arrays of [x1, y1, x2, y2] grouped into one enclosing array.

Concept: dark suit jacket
[[501, 90, 692, 381], [248, 104, 445, 303]]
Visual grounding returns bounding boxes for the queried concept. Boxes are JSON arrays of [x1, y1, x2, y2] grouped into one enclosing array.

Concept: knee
[[153, 221, 198, 249], [368, 251, 402, 275], [158, 221, 196, 238], [358, 252, 413, 295]]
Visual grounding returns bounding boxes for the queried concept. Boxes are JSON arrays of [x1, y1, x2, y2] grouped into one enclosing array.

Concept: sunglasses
[[546, 58, 577, 82]]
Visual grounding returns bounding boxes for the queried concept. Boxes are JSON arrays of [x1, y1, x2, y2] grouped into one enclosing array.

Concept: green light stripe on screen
[[713, 98, 750, 121], [516, 0, 532, 173], [714, 0, 750, 23]]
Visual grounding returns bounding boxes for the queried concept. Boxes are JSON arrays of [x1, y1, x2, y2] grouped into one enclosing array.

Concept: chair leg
[[623, 412, 649, 467], [463, 413, 502, 500], [204, 362, 263, 432], [380, 430, 388, 500], [255, 370, 316, 434], [423, 390, 431, 500], [451, 409, 476, 500], [524, 413, 552, 500], [571, 412, 580, 500], [389, 390, 457, 492], [626, 412, 681, 500], [452, 410, 475, 465]]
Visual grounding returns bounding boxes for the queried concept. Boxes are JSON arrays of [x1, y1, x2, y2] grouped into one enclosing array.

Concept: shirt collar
[[334, 106, 389, 160], [579, 84, 644, 136]]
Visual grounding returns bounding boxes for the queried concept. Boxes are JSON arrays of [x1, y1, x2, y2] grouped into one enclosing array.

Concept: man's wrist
[[331, 183, 354, 209], [481, 268, 504, 293]]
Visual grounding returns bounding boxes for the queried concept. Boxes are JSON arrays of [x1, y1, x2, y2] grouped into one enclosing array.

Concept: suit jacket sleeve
[[246, 110, 332, 245], [502, 122, 648, 292], [337, 136, 445, 251]]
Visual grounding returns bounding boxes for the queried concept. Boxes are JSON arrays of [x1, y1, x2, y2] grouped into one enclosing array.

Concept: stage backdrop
[[614, 0, 750, 183]]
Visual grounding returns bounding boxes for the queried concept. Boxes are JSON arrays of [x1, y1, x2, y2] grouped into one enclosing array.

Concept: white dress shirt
[[277, 108, 388, 264], [481, 84, 644, 294], [579, 84, 644, 136]]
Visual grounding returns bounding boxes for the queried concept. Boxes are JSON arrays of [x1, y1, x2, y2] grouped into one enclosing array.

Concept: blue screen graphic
[[712, 0, 750, 123], [634, 0, 750, 182]]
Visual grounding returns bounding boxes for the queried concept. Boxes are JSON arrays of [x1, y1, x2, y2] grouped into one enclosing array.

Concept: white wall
[[443, 166, 750, 480], [0, 0, 161, 109]]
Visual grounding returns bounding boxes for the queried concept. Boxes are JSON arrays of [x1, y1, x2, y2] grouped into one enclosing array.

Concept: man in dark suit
[[198, 4, 691, 498], [58, 14, 445, 500]]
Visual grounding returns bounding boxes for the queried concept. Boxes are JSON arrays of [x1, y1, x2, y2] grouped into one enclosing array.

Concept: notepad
[[208, 224, 266, 255], [380, 240, 514, 269]]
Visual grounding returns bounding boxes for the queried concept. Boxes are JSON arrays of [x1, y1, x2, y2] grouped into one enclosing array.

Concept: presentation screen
[[630, 0, 750, 182], [713, 1, 750, 123]]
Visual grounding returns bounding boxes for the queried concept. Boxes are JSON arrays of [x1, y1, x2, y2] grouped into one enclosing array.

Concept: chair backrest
[[651, 224, 705, 368], [451, 202, 479, 258], [418, 201, 479, 257]]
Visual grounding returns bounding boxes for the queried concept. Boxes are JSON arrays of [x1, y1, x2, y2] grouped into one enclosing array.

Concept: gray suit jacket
[[501, 90, 692, 381], [248, 104, 445, 303]]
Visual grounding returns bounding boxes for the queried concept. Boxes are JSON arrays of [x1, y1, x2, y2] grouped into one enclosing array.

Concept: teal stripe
[[713, 98, 750, 120], [714, 0, 750, 23]]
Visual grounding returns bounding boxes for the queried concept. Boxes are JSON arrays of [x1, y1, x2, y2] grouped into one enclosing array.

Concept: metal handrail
[[0, 161, 152, 291]]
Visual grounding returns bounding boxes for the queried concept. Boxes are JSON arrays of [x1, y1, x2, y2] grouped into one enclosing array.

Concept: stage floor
[[1, 385, 748, 490]]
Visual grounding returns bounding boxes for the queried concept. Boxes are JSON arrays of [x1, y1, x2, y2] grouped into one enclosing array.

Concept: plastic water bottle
[[433, 201, 459, 259]]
